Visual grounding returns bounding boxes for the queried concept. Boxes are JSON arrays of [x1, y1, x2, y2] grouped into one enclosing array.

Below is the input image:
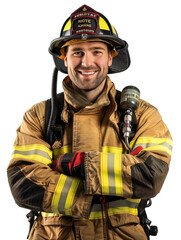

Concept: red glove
[[52, 152, 85, 179]]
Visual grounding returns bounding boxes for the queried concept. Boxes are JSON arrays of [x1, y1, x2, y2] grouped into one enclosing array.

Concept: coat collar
[[61, 76, 120, 128]]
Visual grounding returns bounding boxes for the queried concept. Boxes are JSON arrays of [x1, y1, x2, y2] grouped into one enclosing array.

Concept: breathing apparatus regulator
[[120, 86, 140, 151]]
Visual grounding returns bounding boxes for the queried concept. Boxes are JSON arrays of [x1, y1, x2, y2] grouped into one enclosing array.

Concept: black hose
[[47, 67, 58, 146]]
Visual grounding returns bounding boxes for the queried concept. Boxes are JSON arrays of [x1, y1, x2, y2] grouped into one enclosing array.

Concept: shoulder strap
[[45, 92, 65, 146], [45, 98, 51, 138], [115, 90, 122, 118]]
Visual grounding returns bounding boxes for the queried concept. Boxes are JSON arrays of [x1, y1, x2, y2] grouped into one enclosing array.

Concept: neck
[[72, 78, 107, 102]]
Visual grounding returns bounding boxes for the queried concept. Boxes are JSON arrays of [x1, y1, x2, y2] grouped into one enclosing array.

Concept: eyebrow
[[70, 46, 106, 52]]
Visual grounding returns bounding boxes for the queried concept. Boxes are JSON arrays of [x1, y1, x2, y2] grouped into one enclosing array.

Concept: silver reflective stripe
[[91, 204, 102, 212], [12, 149, 51, 160], [107, 153, 116, 195], [58, 177, 74, 213], [12, 144, 52, 165], [108, 199, 139, 209], [133, 142, 172, 152], [101, 152, 123, 196], [89, 198, 140, 219]]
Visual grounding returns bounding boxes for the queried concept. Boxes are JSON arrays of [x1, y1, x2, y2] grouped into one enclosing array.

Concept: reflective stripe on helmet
[[63, 19, 71, 32], [99, 17, 110, 31]]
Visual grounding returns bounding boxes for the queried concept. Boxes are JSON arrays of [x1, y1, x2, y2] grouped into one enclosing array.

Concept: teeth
[[81, 72, 95, 75]]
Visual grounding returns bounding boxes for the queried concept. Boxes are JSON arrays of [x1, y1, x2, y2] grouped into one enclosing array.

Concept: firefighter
[[7, 5, 172, 240]]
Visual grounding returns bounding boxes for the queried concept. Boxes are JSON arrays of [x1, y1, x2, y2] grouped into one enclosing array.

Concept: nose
[[81, 52, 93, 67]]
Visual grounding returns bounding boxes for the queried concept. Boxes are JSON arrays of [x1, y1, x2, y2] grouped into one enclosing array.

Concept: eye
[[93, 50, 103, 55], [73, 51, 83, 57]]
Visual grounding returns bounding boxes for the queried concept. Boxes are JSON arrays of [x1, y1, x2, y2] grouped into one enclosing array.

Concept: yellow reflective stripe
[[132, 137, 172, 145], [63, 19, 71, 32], [51, 174, 80, 216], [12, 144, 52, 165], [108, 207, 138, 216], [88, 204, 103, 220], [12, 154, 51, 165], [102, 146, 123, 153], [43, 198, 141, 219], [101, 152, 123, 196], [101, 152, 109, 194], [111, 24, 117, 35], [64, 177, 80, 216], [99, 17, 110, 31], [41, 212, 58, 217], [130, 137, 173, 155], [51, 174, 67, 214], [13, 144, 51, 154], [114, 153, 123, 195], [85, 198, 140, 220], [127, 198, 141, 204], [108, 198, 140, 216], [53, 145, 72, 158], [89, 211, 102, 220], [143, 144, 171, 155], [89, 202, 102, 220]]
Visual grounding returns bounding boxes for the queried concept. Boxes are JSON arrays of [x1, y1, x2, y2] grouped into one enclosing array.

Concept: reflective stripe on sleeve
[[12, 144, 52, 165], [130, 137, 173, 155], [53, 145, 72, 159], [51, 174, 80, 216], [101, 151, 123, 196]]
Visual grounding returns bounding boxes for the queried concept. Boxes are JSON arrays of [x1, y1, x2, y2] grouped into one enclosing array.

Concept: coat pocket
[[108, 214, 147, 240], [108, 213, 140, 227], [29, 214, 75, 240]]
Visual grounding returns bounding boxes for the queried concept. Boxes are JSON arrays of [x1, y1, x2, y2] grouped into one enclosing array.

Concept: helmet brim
[[49, 35, 130, 74]]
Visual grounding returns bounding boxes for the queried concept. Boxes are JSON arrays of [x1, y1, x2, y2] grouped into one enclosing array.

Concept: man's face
[[64, 41, 113, 91]]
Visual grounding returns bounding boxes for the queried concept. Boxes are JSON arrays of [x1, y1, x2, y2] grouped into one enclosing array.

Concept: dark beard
[[83, 77, 106, 92]]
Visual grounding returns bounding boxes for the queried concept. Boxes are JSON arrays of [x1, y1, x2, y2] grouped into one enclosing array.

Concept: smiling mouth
[[78, 71, 96, 76]]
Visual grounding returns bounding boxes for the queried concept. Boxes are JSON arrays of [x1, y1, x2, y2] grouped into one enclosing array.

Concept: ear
[[64, 55, 68, 67], [108, 51, 113, 67]]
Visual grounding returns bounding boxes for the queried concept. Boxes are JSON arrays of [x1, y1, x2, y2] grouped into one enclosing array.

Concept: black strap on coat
[[45, 92, 65, 146], [26, 211, 38, 239]]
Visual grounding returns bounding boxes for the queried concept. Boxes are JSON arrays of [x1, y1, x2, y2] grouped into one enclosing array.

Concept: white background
[[1, 0, 180, 239]]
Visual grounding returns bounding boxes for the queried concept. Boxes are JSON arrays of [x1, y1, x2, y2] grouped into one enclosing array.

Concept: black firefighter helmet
[[49, 4, 130, 74]]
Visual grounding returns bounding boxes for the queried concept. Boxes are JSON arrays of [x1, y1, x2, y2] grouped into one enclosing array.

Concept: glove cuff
[[61, 153, 75, 175]]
